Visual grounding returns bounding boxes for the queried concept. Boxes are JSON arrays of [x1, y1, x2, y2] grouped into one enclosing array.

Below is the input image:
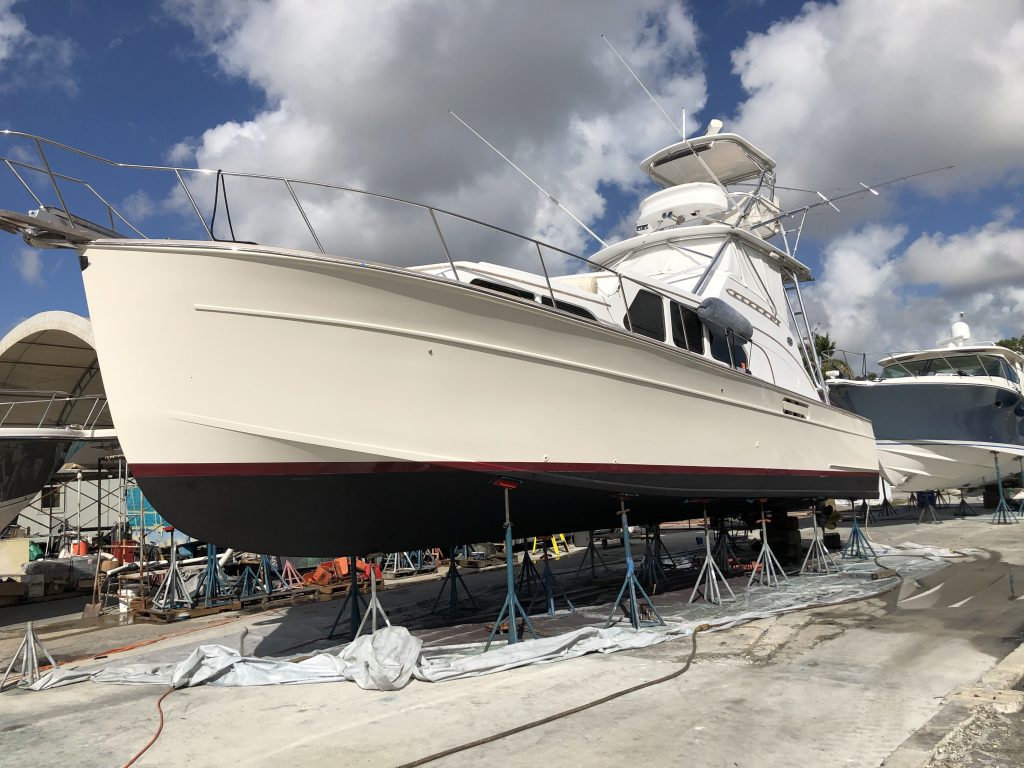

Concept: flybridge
[[640, 132, 776, 189]]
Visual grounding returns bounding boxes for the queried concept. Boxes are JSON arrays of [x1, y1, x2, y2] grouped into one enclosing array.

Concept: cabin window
[[469, 279, 535, 301], [707, 327, 748, 369], [623, 290, 665, 341], [882, 355, 1014, 379], [670, 301, 704, 354], [540, 296, 596, 320]]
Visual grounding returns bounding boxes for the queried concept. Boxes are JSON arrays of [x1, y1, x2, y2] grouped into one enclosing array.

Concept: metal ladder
[[782, 271, 830, 404]]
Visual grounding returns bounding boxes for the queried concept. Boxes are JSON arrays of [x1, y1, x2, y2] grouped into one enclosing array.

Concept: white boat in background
[[0, 314, 118, 531], [829, 317, 1024, 492], [0, 123, 878, 555], [0, 398, 115, 532]]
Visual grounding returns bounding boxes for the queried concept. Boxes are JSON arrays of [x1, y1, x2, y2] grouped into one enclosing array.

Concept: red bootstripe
[[130, 461, 876, 479]]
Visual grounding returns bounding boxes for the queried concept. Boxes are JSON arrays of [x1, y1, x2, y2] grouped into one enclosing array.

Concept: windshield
[[881, 355, 1012, 380]]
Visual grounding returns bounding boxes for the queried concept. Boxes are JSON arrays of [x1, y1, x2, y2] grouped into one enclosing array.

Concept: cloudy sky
[[1, 0, 1022, 370]]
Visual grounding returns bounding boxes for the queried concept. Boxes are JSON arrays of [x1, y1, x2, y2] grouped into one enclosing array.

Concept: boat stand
[[259, 554, 287, 593], [193, 543, 231, 608], [1, 622, 58, 692], [604, 497, 664, 629], [711, 516, 738, 574], [748, 510, 789, 588], [329, 556, 368, 639], [879, 482, 898, 518], [800, 508, 838, 575], [486, 480, 536, 650], [991, 453, 1019, 524], [573, 530, 610, 581], [517, 548, 541, 596], [431, 546, 478, 614], [917, 491, 942, 524], [638, 528, 671, 593], [1018, 457, 1024, 517], [842, 513, 876, 560], [527, 540, 575, 617], [953, 488, 978, 517], [354, 564, 390, 638], [279, 560, 305, 589], [690, 510, 737, 605], [152, 535, 193, 610], [232, 565, 261, 597]]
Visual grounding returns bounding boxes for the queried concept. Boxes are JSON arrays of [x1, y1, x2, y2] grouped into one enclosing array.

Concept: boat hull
[[0, 433, 76, 530], [830, 380, 1024, 491], [81, 240, 878, 555]]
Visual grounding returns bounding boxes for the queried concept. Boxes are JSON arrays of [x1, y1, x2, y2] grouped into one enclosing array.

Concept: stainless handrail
[[0, 129, 817, 398], [0, 395, 109, 429]]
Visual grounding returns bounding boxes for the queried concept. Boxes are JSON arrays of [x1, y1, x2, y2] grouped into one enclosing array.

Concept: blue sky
[[1, 0, 1022, 361]]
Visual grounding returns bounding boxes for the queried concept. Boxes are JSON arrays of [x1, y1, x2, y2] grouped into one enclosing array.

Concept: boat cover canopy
[[0, 311, 113, 428], [640, 134, 776, 189]]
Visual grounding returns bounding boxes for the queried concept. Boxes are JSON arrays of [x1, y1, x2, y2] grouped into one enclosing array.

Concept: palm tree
[[813, 332, 852, 378]]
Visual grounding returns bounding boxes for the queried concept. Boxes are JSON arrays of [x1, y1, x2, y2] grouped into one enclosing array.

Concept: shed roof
[[0, 311, 113, 428]]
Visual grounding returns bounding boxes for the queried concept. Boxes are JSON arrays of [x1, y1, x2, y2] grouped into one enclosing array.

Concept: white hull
[[877, 440, 1024, 493], [78, 240, 878, 553]]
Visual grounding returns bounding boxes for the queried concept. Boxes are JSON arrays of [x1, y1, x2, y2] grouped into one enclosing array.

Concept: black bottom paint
[[0, 437, 75, 513], [138, 467, 877, 556]]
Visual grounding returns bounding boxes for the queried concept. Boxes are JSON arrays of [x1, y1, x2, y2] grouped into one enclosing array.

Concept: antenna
[[601, 34, 681, 139], [759, 165, 955, 229], [449, 110, 607, 248], [601, 34, 734, 204]]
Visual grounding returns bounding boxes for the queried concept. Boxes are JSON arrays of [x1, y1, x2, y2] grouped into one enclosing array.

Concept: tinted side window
[[708, 327, 748, 368], [670, 301, 705, 354], [623, 290, 665, 341], [469, 279, 535, 301]]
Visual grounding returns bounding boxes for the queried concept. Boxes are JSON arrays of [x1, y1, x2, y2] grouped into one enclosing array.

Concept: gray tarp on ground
[[22, 542, 970, 692]]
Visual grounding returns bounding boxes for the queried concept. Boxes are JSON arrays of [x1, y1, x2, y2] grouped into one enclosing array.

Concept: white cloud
[[899, 209, 1024, 293], [731, 0, 1024, 219], [806, 213, 1024, 365], [162, 1, 707, 264], [15, 248, 42, 286], [0, 0, 76, 94]]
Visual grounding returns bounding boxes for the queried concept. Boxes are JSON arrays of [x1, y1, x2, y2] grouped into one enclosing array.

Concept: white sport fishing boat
[[0, 123, 878, 554], [829, 317, 1024, 492]]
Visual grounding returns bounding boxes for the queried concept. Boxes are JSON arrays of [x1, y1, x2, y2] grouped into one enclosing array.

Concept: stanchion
[[690, 510, 737, 605], [486, 479, 536, 650], [604, 496, 664, 628], [917, 491, 941, 524], [193, 542, 231, 607], [152, 531, 192, 610], [573, 530, 610, 581], [879, 481, 898, 518], [953, 488, 978, 517], [711, 515, 738, 574], [991, 453, 1019, 524], [259, 554, 287, 593], [232, 565, 261, 597], [842, 507, 876, 560], [517, 548, 541, 596], [354, 563, 390, 638], [431, 546, 478, 614], [328, 555, 368, 639], [800, 507, 838, 575], [748, 507, 788, 588], [527, 539, 575, 617], [1, 622, 58, 691]]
